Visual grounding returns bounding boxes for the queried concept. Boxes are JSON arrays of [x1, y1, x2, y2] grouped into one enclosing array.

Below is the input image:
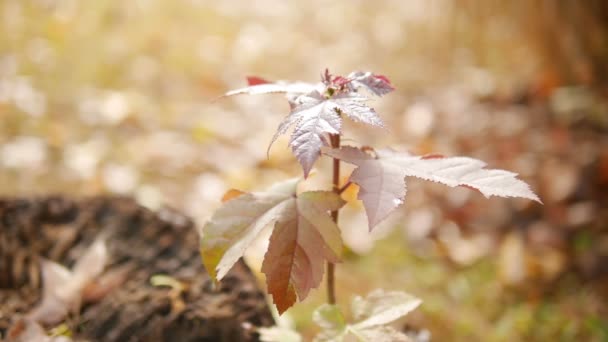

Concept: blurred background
[[1, 0, 607, 340]]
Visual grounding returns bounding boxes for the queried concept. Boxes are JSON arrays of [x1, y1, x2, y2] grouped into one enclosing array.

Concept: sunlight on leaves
[[222, 70, 390, 177], [324, 146, 541, 230], [200, 176, 346, 313], [200, 178, 300, 282], [258, 326, 303, 342], [262, 191, 345, 313]]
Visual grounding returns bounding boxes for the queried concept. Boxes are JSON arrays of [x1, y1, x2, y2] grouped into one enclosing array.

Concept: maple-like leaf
[[271, 91, 383, 177], [200, 178, 299, 282], [324, 146, 541, 230], [200, 179, 344, 313], [262, 191, 344, 314], [221, 71, 389, 177], [323, 146, 405, 230], [28, 239, 108, 325], [313, 289, 421, 342], [346, 71, 395, 97]]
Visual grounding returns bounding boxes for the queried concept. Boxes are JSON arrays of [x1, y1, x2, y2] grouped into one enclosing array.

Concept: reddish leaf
[[200, 178, 299, 282], [246, 76, 271, 86], [421, 153, 444, 160], [261, 191, 344, 314], [346, 71, 395, 96]]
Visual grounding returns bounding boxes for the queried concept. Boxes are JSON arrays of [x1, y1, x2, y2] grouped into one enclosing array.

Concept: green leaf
[[313, 304, 347, 332]]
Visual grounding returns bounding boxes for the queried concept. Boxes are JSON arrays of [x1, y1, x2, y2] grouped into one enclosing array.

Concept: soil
[[0, 196, 274, 341]]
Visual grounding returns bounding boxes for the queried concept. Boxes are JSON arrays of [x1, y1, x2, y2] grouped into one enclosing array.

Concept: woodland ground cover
[[1, 1, 606, 341]]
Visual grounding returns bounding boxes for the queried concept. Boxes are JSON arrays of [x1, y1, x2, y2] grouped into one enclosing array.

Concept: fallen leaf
[[28, 239, 108, 325], [7, 319, 72, 342]]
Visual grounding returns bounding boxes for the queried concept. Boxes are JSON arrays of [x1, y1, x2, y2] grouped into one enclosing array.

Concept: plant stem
[[338, 181, 352, 195], [328, 133, 341, 305]]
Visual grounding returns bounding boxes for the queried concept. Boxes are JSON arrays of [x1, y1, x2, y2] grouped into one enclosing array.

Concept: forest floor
[[1, 1, 607, 341]]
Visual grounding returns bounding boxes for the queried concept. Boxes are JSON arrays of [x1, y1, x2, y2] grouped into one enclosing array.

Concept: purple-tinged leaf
[[375, 149, 541, 202], [324, 146, 404, 229], [272, 91, 383, 177], [325, 147, 541, 230], [331, 93, 384, 127], [262, 191, 344, 314], [271, 91, 341, 177], [347, 71, 395, 96], [202, 182, 345, 315], [200, 178, 299, 282]]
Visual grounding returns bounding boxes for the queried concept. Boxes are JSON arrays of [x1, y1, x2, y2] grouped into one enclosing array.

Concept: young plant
[[200, 70, 540, 334]]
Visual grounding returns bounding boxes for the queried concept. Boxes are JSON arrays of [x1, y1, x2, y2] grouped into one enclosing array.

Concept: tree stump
[[0, 196, 274, 341]]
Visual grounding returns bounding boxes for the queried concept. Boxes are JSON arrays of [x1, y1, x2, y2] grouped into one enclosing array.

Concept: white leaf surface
[[274, 91, 383, 177], [351, 289, 422, 329], [347, 71, 394, 97], [325, 147, 541, 230], [200, 178, 299, 281], [331, 93, 384, 127], [353, 326, 413, 342], [224, 82, 321, 97], [375, 149, 541, 202], [323, 146, 404, 229], [222, 72, 388, 177], [313, 290, 421, 342], [258, 326, 303, 342], [283, 91, 342, 177]]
